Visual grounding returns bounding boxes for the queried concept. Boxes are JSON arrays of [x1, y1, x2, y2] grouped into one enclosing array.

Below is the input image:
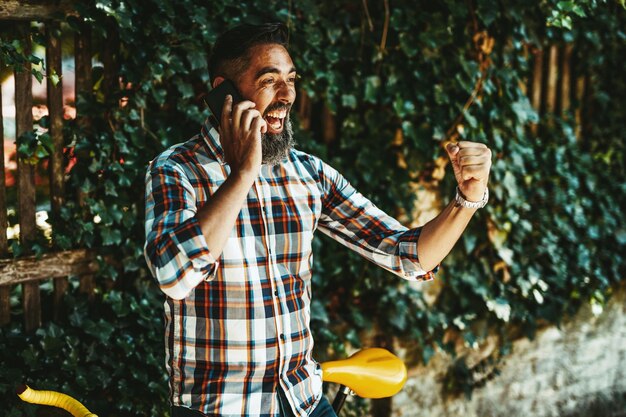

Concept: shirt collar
[[200, 117, 226, 165]]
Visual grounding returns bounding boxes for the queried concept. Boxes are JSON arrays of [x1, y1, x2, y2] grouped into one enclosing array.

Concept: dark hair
[[208, 22, 289, 84]]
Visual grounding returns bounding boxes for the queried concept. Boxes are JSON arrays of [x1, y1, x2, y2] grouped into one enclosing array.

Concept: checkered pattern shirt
[[144, 119, 436, 416]]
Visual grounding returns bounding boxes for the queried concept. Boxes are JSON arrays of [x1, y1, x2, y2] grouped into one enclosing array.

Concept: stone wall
[[391, 285, 626, 417]]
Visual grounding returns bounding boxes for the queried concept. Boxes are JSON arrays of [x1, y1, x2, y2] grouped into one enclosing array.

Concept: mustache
[[263, 102, 291, 117]]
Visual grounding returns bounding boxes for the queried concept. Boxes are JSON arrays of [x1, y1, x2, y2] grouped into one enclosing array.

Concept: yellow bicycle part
[[17, 384, 98, 417], [321, 347, 407, 398]]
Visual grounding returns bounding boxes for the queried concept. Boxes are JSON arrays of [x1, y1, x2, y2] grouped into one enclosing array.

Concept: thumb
[[445, 142, 459, 160], [445, 142, 463, 184]]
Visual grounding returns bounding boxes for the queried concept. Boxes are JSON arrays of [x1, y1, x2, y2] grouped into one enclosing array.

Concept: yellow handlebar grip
[[17, 385, 98, 417]]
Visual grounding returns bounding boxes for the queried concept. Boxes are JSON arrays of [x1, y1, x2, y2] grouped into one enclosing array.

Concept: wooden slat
[[0, 287, 8, 326], [530, 49, 543, 111], [0, 0, 75, 20], [297, 90, 312, 130], [575, 75, 586, 140], [74, 23, 92, 106], [546, 45, 559, 114], [46, 21, 69, 318], [561, 44, 573, 114], [53, 276, 69, 321], [0, 249, 99, 286], [581, 73, 592, 140], [322, 105, 336, 144], [79, 275, 96, 300], [15, 22, 40, 332], [0, 52, 9, 327]]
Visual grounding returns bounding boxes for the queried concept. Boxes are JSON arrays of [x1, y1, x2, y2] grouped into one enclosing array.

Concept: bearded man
[[144, 22, 492, 417]]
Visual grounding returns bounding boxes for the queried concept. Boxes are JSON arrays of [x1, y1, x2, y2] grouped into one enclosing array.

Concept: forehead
[[244, 43, 294, 77]]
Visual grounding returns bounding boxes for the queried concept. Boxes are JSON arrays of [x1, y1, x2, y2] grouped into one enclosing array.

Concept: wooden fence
[[0, 4, 103, 332], [527, 43, 591, 137]]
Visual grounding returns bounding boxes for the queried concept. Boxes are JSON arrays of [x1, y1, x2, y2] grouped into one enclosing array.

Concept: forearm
[[196, 171, 255, 258], [417, 200, 478, 271]]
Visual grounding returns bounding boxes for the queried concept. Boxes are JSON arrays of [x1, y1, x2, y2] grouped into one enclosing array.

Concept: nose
[[276, 79, 296, 104]]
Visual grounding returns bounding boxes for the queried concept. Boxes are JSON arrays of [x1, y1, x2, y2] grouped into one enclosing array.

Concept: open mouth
[[264, 108, 288, 133]]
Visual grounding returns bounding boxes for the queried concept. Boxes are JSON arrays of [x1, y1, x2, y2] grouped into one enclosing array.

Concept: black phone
[[205, 79, 244, 126]]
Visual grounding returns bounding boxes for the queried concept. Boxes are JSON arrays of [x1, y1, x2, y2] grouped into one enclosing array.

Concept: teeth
[[266, 110, 286, 119]]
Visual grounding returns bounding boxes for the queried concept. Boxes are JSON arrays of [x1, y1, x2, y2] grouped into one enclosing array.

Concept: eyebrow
[[254, 66, 297, 80]]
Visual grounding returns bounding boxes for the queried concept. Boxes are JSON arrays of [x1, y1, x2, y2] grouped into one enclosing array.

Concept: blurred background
[[0, 0, 624, 416]]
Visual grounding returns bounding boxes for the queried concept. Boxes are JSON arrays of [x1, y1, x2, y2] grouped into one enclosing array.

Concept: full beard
[[261, 116, 295, 165]]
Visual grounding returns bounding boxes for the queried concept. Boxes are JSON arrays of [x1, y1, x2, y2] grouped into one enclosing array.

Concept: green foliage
[[1, 0, 625, 413], [0, 284, 167, 416]]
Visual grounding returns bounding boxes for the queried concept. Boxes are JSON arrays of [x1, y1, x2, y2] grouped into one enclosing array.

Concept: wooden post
[[46, 21, 68, 319], [74, 23, 92, 108], [297, 90, 311, 130], [322, 105, 336, 144], [15, 22, 41, 332], [546, 45, 559, 115], [575, 75, 586, 140], [530, 48, 543, 134], [74, 22, 96, 298], [560, 44, 573, 115], [0, 1, 75, 20], [531, 49, 543, 111], [0, 70, 10, 326], [581, 73, 592, 141]]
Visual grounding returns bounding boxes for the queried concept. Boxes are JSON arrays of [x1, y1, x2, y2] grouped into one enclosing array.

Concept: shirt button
[[280, 333, 285, 341], [274, 290, 278, 296]]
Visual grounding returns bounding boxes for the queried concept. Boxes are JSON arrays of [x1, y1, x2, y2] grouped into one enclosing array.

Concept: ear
[[212, 76, 225, 89]]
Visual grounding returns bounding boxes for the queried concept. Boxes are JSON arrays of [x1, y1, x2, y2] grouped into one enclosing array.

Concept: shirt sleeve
[[315, 158, 437, 282], [144, 161, 219, 300]]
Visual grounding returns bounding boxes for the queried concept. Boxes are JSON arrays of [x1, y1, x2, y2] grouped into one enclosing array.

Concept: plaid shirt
[[144, 119, 435, 417]]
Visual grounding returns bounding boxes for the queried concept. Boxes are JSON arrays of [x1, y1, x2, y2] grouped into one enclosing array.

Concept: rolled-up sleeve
[[144, 162, 218, 299], [315, 159, 437, 281]]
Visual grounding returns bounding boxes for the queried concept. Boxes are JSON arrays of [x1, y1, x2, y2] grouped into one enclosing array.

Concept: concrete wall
[[392, 285, 626, 417]]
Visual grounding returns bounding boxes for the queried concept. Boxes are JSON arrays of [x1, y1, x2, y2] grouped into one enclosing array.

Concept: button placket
[[254, 176, 286, 369]]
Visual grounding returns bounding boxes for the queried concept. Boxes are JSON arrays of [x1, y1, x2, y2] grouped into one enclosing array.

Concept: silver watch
[[454, 186, 489, 209]]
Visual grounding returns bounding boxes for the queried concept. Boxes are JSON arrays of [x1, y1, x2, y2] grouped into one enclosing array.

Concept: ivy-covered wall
[[1, 1, 625, 416]]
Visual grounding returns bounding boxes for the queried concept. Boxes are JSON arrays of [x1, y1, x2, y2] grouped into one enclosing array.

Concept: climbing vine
[[1, 0, 625, 414]]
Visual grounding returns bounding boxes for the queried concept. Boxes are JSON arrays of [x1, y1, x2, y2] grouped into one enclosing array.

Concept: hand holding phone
[[205, 79, 244, 126], [207, 80, 267, 177]]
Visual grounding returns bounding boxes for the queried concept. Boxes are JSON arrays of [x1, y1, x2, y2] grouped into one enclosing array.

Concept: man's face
[[236, 43, 297, 164], [236, 43, 296, 134]]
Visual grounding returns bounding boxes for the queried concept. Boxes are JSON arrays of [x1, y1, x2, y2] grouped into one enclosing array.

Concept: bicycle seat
[[320, 348, 407, 398], [17, 384, 98, 417]]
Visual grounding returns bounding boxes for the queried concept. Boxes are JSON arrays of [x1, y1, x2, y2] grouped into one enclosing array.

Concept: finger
[[220, 95, 233, 137], [461, 164, 489, 181], [251, 115, 268, 135], [231, 101, 257, 134], [240, 109, 262, 133], [445, 143, 460, 159], [458, 147, 492, 158], [457, 141, 488, 149], [458, 155, 491, 166]]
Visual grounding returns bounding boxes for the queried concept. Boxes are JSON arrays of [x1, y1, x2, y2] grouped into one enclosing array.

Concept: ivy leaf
[[364, 76, 381, 103]]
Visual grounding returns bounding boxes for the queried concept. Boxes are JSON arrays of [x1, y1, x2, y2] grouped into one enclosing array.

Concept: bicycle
[[18, 347, 406, 416]]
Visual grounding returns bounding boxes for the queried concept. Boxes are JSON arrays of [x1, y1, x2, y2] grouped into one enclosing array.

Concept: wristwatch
[[454, 186, 489, 209]]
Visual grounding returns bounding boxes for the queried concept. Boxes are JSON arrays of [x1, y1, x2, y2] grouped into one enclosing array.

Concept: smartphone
[[205, 79, 244, 127]]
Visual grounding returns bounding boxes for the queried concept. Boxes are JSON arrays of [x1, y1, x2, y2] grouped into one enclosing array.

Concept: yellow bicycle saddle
[[320, 348, 407, 398], [17, 384, 98, 417]]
